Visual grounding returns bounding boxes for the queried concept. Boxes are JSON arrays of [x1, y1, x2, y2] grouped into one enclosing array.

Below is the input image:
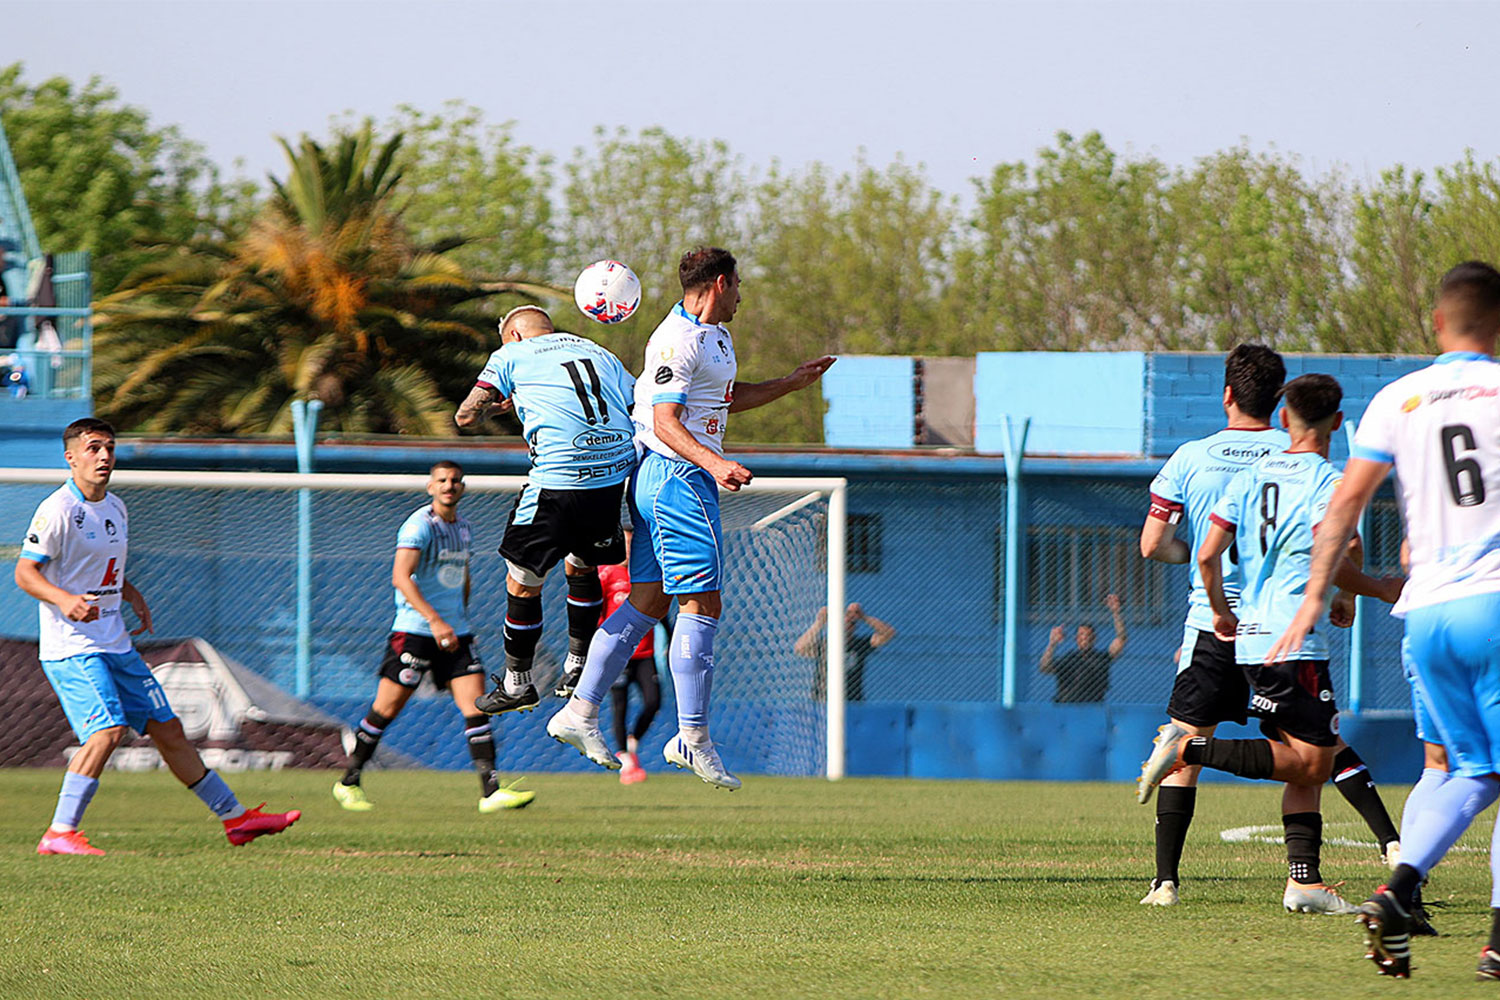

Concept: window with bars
[[993, 523, 1180, 625]]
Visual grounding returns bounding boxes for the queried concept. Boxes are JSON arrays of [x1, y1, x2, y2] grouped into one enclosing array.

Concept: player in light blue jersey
[[333, 461, 535, 813], [456, 306, 638, 719], [547, 246, 835, 789], [1135, 347, 1401, 910], [1140, 375, 1403, 913]]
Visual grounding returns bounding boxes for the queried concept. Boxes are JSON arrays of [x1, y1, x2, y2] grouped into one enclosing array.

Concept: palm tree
[[93, 125, 560, 435]]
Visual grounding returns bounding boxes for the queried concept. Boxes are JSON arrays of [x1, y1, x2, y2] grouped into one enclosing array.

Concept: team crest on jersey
[[104, 519, 117, 536], [715, 338, 730, 359], [72, 509, 85, 530]]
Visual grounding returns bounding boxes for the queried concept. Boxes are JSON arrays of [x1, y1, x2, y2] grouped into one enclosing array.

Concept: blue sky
[[12, 0, 1499, 196]]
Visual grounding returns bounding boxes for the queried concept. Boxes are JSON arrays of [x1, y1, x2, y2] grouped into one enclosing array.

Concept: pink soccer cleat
[[618, 750, 647, 785], [37, 828, 106, 856], [224, 803, 302, 846]]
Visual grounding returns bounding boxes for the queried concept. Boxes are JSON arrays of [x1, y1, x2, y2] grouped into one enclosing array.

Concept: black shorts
[[379, 632, 483, 690], [1166, 627, 1249, 727], [499, 482, 627, 577], [1244, 658, 1340, 748]]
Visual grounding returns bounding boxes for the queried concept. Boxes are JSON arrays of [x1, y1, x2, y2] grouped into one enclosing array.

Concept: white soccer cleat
[[1282, 879, 1358, 915], [663, 733, 741, 790], [1136, 721, 1190, 805], [1140, 879, 1179, 906], [545, 708, 620, 770]]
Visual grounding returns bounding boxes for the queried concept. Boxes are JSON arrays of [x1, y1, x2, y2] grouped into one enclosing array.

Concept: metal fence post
[[292, 399, 322, 698], [1000, 415, 1031, 708]]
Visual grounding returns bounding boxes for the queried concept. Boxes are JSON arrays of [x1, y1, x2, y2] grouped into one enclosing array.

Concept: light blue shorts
[[1403, 591, 1500, 778], [629, 451, 724, 595], [1401, 634, 1440, 746], [41, 649, 176, 743]]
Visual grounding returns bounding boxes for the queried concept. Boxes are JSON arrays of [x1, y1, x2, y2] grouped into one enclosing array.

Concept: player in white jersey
[[331, 461, 535, 813], [1266, 262, 1500, 980], [15, 418, 301, 854], [547, 246, 834, 788]]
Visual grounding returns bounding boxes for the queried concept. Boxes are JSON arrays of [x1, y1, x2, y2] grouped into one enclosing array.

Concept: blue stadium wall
[[0, 350, 1432, 785]]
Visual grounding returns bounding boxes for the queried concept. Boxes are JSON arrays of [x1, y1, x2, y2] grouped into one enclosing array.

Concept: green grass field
[[1, 768, 1495, 999]]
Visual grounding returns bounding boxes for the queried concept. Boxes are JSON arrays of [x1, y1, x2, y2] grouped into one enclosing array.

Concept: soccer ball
[[573, 260, 641, 325]]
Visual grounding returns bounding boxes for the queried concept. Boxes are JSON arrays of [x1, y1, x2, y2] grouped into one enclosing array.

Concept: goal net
[[0, 470, 849, 778]]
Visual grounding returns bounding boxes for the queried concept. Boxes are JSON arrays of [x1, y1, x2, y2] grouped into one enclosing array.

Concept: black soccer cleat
[[1357, 887, 1412, 979], [553, 666, 583, 700], [1409, 883, 1439, 937], [1478, 948, 1500, 981], [475, 678, 540, 716]]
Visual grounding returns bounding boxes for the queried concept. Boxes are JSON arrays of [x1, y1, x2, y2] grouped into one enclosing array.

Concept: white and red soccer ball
[[573, 260, 642, 325]]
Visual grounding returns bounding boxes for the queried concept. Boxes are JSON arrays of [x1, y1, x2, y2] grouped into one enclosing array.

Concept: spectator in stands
[[0, 290, 18, 350], [1039, 593, 1128, 703], [797, 602, 897, 701]]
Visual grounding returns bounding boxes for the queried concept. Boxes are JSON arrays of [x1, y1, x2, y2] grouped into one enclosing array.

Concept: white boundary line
[[1221, 822, 1484, 854]]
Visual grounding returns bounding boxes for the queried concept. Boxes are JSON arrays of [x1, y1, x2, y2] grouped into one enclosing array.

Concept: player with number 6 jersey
[[455, 306, 638, 720], [1264, 262, 1500, 980]]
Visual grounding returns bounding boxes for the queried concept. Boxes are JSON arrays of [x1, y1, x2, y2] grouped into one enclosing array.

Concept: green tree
[[1174, 146, 1345, 350], [0, 63, 251, 295], [372, 101, 557, 283], [734, 156, 955, 442], [1338, 165, 1437, 352], [954, 132, 1184, 353], [92, 125, 514, 435]]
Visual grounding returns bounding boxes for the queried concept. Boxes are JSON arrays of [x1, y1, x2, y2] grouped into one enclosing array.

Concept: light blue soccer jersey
[[476, 332, 637, 489], [392, 506, 472, 636], [1210, 451, 1342, 664], [1149, 427, 1290, 631]]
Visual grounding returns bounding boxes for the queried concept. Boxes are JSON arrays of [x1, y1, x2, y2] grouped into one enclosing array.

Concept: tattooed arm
[[454, 384, 513, 428]]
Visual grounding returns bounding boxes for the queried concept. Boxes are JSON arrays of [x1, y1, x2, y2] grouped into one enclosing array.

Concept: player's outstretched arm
[[728, 356, 836, 413], [652, 401, 752, 491], [14, 558, 98, 622], [862, 608, 897, 649], [1196, 523, 1238, 641], [454, 384, 513, 428], [1265, 457, 1391, 663]]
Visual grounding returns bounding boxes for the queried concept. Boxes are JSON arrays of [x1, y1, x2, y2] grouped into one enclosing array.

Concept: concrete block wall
[[821, 355, 915, 448]]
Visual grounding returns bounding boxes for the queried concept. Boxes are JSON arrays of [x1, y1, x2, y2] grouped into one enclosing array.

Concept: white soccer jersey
[[1353, 352, 1500, 614], [634, 302, 737, 459], [19, 481, 133, 659]]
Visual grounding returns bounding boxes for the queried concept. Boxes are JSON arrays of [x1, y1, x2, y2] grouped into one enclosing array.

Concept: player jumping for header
[[546, 246, 835, 788], [16, 418, 301, 854], [455, 305, 638, 723]]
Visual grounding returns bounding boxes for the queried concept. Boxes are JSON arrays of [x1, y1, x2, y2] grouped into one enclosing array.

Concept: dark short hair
[[1223, 344, 1285, 420], [1279, 373, 1342, 426], [679, 246, 737, 293], [430, 459, 463, 477], [63, 417, 115, 446], [1438, 260, 1500, 337]]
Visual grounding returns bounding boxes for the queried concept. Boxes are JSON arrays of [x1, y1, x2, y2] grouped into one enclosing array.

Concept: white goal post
[[0, 468, 850, 779]]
